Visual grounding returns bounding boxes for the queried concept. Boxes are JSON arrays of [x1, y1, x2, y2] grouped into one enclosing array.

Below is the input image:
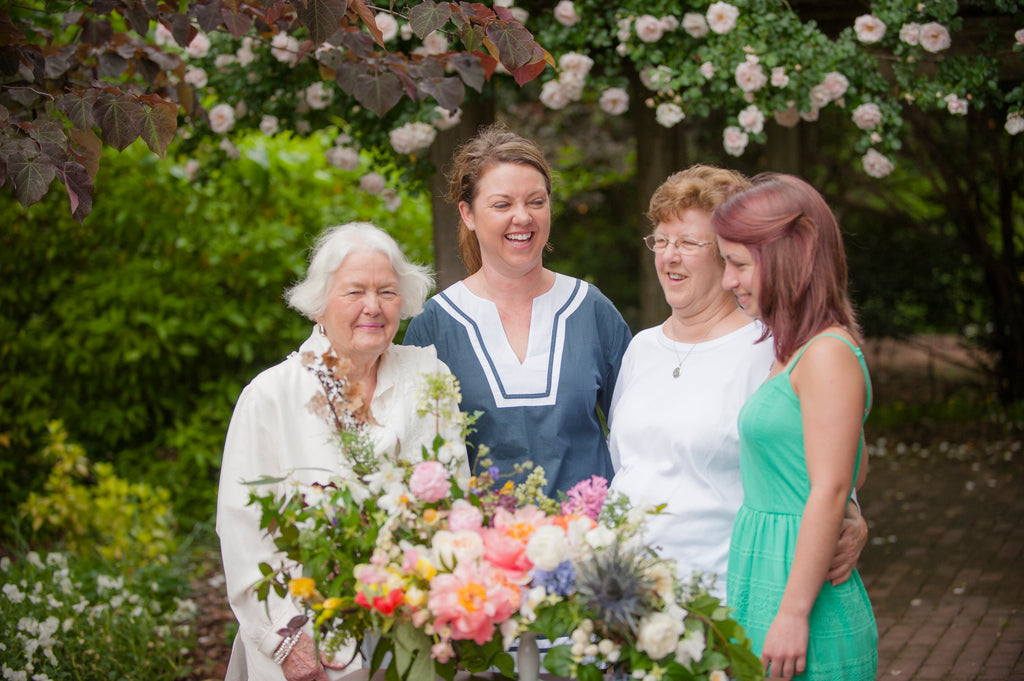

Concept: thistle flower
[[574, 539, 660, 639]]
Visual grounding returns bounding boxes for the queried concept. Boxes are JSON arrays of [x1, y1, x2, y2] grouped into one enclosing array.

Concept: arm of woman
[[760, 337, 867, 678]]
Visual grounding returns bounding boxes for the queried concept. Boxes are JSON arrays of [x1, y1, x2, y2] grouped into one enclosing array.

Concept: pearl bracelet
[[273, 631, 301, 665]]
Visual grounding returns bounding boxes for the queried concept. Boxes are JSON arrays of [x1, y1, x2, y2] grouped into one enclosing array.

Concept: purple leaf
[[222, 7, 253, 39], [137, 98, 178, 157], [448, 52, 484, 92], [93, 93, 143, 151], [61, 161, 94, 222], [408, 1, 452, 40], [58, 90, 99, 130], [418, 76, 465, 112], [352, 71, 404, 117], [294, 0, 350, 47], [8, 151, 57, 208], [485, 21, 534, 71]]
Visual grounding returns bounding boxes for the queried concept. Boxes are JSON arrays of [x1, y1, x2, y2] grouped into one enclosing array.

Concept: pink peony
[[409, 460, 451, 503], [428, 562, 521, 644], [481, 505, 548, 578], [920, 22, 951, 52], [447, 499, 484, 532]]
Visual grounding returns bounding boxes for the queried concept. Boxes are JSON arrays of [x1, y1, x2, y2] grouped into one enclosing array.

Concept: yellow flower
[[405, 585, 427, 608], [322, 597, 344, 610], [423, 508, 439, 524], [415, 557, 437, 581], [288, 577, 316, 600]]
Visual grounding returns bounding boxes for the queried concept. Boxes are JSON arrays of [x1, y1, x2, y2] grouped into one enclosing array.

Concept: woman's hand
[[761, 610, 809, 679], [827, 500, 868, 586], [281, 633, 329, 681]]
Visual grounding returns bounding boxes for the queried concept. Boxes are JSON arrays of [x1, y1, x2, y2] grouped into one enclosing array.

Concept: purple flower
[[533, 560, 576, 597]]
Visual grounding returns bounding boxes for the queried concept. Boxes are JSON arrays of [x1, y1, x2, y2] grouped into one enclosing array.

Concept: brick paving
[[858, 438, 1024, 680]]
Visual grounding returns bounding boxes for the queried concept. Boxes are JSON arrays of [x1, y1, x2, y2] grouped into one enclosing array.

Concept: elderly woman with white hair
[[216, 222, 467, 681]]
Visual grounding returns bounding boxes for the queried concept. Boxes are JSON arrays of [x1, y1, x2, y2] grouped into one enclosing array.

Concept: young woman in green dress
[[713, 173, 877, 681]]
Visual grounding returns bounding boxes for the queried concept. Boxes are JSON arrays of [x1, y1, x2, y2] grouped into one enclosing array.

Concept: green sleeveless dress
[[726, 334, 877, 681]]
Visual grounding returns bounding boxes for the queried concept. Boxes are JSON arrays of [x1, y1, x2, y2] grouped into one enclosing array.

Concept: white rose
[[208, 103, 235, 134], [325, 146, 360, 170], [270, 33, 299, 65], [214, 54, 234, 70], [737, 104, 765, 134], [433, 106, 462, 130], [945, 93, 968, 116], [559, 52, 594, 78], [771, 66, 789, 87], [674, 628, 706, 668], [423, 31, 448, 55], [375, 13, 399, 42], [655, 102, 685, 128], [851, 102, 882, 130], [236, 41, 256, 66], [525, 525, 569, 571], [919, 22, 951, 52], [432, 529, 485, 568], [635, 14, 665, 43], [706, 2, 739, 34], [558, 73, 585, 101], [1006, 112, 1024, 135], [699, 61, 715, 79], [616, 17, 632, 42], [723, 125, 749, 156], [862, 149, 894, 178], [185, 33, 210, 59], [260, 114, 279, 135], [899, 22, 921, 45], [682, 12, 709, 38], [822, 71, 850, 101], [636, 612, 684, 661], [734, 59, 767, 93], [154, 23, 174, 47], [1017, 28, 1024, 46], [389, 121, 437, 154], [539, 79, 572, 109], [553, 0, 579, 27], [584, 525, 616, 549], [304, 81, 333, 110], [661, 15, 679, 32], [599, 87, 629, 115], [854, 14, 886, 44], [809, 84, 832, 108], [360, 172, 386, 195], [183, 67, 207, 88]]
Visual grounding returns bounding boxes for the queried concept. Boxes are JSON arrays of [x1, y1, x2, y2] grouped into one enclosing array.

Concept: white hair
[[285, 222, 433, 320]]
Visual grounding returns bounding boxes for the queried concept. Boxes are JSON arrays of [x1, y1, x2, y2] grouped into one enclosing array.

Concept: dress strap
[[784, 333, 872, 418]]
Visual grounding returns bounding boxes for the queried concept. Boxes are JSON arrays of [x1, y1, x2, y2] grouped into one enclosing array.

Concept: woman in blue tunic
[[404, 124, 631, 496], [714, 173, 878, 680]]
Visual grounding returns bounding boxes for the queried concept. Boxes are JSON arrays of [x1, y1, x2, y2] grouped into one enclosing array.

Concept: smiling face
[[316, 250, 402, 366], [459, 162, 551, 278], [654, 208, 730, 317], [718, 237, 761, 319]]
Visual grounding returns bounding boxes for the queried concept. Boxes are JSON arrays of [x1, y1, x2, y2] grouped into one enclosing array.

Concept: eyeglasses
[[643, 234, 715, 254]]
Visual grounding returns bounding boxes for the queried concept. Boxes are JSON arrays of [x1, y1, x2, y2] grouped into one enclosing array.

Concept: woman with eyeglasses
[[404, 123, 632, 496], [607, 165, 866, 603]]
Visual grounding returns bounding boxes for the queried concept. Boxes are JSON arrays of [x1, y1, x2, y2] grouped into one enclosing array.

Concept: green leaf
[[8, 150, 56, 208], [725, 641, 765, 681], [408, 1, 452, 39], [294, 0, 350, 47], [393, 621, 434, 681], [541, 645, 574, 677]]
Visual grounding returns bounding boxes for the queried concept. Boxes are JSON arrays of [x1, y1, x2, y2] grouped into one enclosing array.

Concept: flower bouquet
[[248, 351, 763, 681]]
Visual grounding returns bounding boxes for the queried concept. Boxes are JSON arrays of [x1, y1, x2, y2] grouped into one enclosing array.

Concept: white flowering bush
[[524, 0, 1022, 179], [0, 551, 195, 681]]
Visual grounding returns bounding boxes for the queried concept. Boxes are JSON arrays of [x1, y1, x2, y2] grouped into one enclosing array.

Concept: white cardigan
[[216, 326, 465, 680]]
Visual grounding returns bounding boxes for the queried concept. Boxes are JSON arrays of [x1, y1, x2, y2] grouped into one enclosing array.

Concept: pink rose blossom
[[809, 84, 831, 108], [682, 12, 709, 38], [862, 149, 894, 178], [635, 15, 665, 43], [375, 13, 399, 42], [184, 67, 207, 88], [822, 72, 850, 101], [919, 22, 951, 52], [771, 67, 789, 88], [270, 33, 299, 65], [737, 104, 765, 134], [409, 460, 451, 503], [236, 38, 256, 66], [699, 61, 715, 79], [706, 2, 739, 34], [154, 22, 174, 47], [360, 172, 386, 195], [304, 81, 333, 110], [559, 52, 594, 78], [899, 23, 921, 45], [854, 14, 886, 44], [389, 121, 437, 154], [655, 102, 685, 128], [774, 106, 800, 128], [539, 80, 571, 109], [481, 506, 548, 578], [208, 103, 235, 134], [852, 103, 882, 130], [1016, 29, 1024, 46], [553, 0, 579, 27], [661, 15, 679, 32], [734, 59, 767, 93], [800, 106, 820, 122], [325, 146, 360, 170], [447, 499, 484, 532], [260, 115, 279, 136], [945, 94, 968, 116], [723, 126, 749, 157], [185, 33, 210, 59], [431, 641, 455, 663], [599, 87, 629, 115], [423, 31, 448, 55]]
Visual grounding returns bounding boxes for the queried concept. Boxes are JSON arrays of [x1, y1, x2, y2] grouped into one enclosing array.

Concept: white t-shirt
[[608, 320, 774, 600]]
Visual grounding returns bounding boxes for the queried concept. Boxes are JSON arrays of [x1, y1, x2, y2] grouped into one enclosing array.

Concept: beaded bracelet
[[272, 631, 301, 665]]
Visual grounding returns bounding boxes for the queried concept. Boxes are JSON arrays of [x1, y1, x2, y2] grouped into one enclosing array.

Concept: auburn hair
[[712, 173, 862, 363]]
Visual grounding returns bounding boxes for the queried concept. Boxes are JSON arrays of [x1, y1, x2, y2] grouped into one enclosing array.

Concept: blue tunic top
[[403, 274, 632, 496]]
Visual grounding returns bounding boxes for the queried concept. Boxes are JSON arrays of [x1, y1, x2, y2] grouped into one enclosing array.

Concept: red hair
[[712, 173, 862, 364]]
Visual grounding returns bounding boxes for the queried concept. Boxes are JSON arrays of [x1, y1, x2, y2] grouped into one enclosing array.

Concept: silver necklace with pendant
[[670, 310, 735, 378]]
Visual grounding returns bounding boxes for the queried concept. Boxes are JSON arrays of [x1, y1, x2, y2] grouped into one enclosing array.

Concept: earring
[[317, 323, 325, 335]]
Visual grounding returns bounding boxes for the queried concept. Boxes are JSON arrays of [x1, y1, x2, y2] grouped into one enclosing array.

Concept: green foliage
[[18, 422, 178, 566], [1, 127, 433, 535], [0, 549, 195, 680]]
